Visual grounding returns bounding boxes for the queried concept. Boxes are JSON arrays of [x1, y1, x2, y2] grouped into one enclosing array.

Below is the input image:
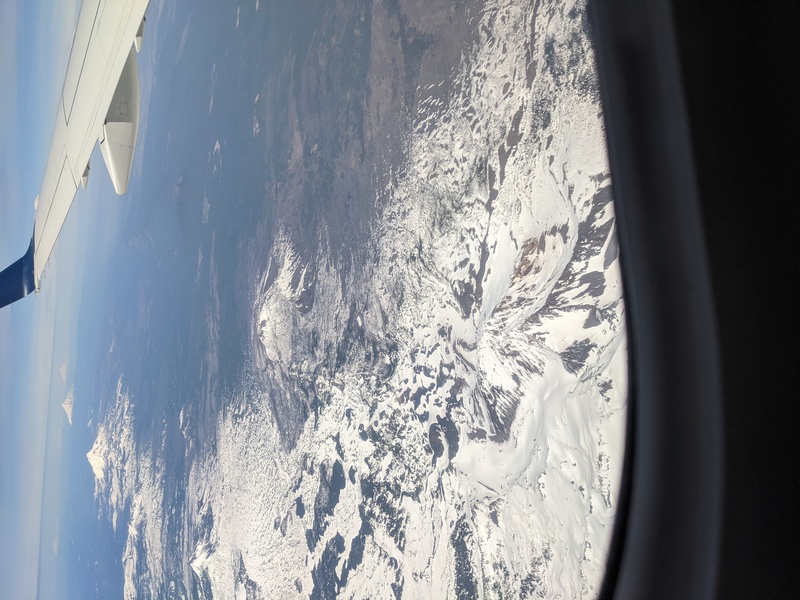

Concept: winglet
[[0, 235, 36, 310]]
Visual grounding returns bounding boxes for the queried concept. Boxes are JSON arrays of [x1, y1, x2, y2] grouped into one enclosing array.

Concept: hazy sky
[[1, 0, 82, 597]]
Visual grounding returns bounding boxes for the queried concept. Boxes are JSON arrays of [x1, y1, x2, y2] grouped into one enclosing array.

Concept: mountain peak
[[62, 386, 75, 427]]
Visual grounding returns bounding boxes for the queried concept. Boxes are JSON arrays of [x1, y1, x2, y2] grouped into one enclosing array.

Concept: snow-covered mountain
[[62, 386, 75, 427], [86, 0, 627, 597], [185, 0, 626, 598], [86, 377, 168, 599]]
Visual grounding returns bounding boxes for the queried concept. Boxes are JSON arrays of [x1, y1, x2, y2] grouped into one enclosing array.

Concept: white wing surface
[[31, 0, 151, 290]]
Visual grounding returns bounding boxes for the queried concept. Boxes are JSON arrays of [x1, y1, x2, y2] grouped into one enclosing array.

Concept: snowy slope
[[185, 0, 627, 598]]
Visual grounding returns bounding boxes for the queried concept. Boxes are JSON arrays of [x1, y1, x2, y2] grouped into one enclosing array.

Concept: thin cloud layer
[[0, 1, 82, 597]]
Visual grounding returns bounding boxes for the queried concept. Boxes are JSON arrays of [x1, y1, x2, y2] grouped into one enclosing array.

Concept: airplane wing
[[0, 0, 150, 310]]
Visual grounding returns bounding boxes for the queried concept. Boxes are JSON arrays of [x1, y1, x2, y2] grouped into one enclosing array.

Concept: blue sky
[[1, 1, 82, 597]]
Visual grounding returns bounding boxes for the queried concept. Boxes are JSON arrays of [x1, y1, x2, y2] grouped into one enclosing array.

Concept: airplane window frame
[[589, 1, 724, 598]]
